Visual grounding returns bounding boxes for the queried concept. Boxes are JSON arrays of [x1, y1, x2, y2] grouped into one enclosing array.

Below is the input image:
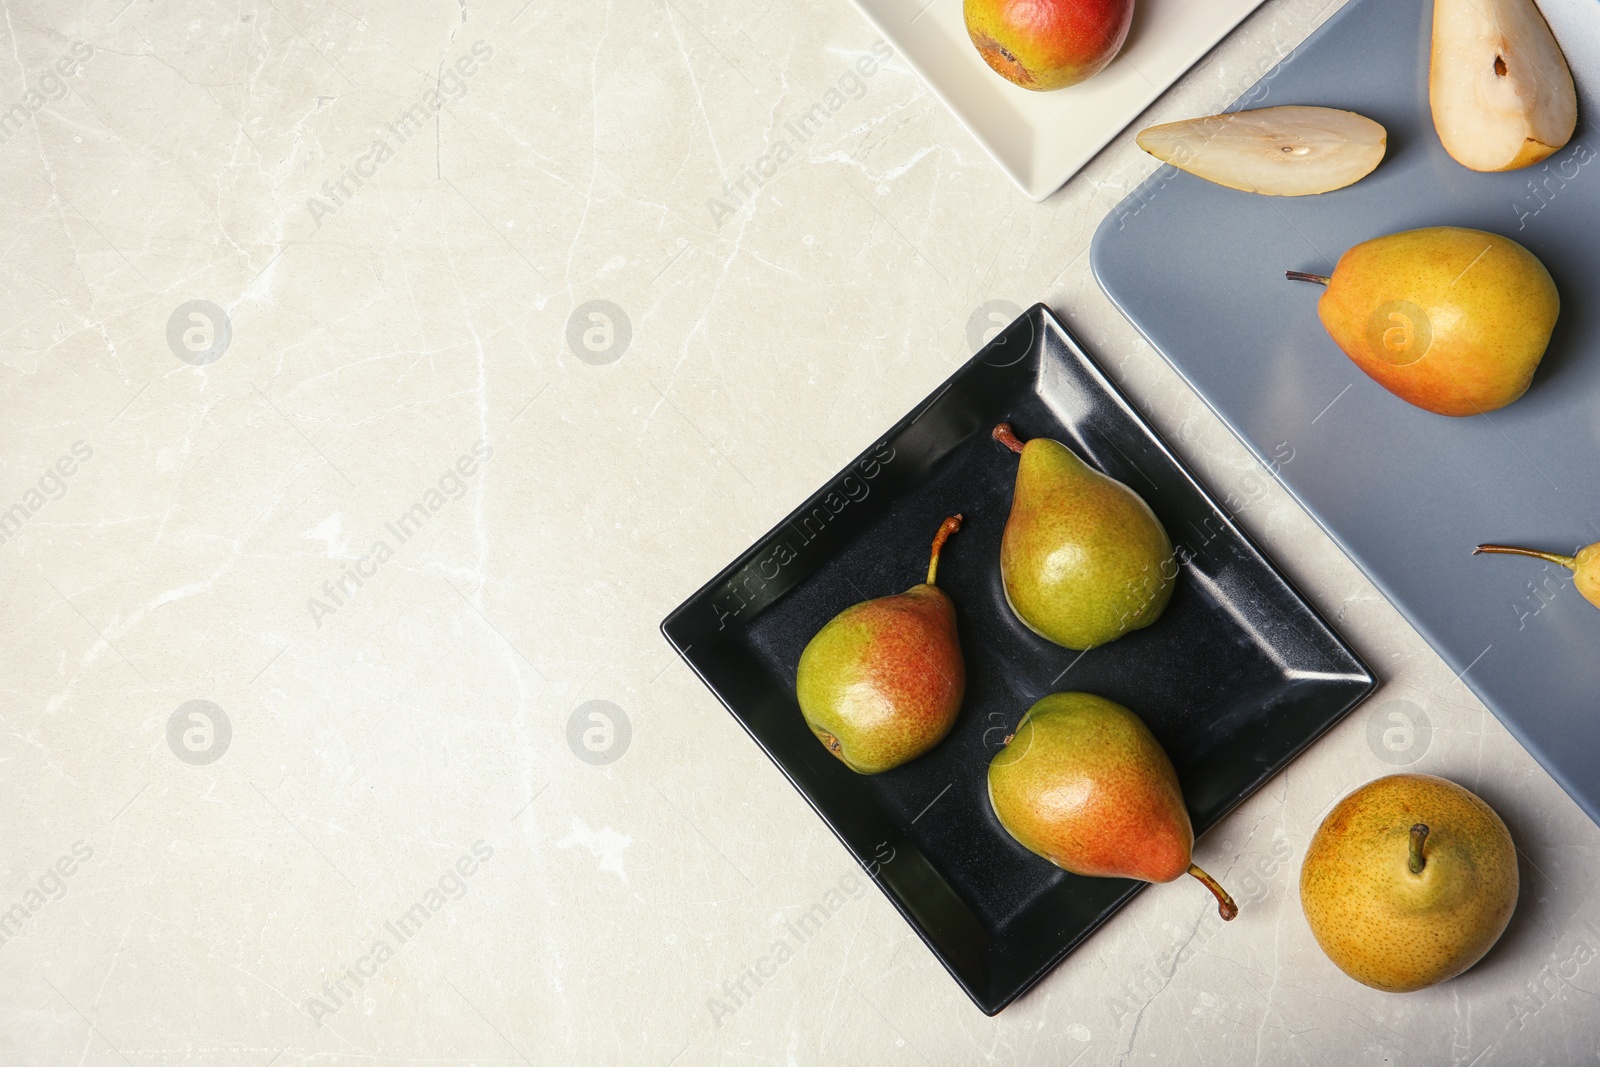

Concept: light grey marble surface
[[2, 1, 1597, 1064]]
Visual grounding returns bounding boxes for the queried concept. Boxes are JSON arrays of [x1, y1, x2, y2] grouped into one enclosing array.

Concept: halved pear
[[1136, 106, 1387, 196], [1430, 0, 1576, 172]]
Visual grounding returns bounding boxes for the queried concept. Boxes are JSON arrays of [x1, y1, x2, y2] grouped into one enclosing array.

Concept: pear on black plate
[[992, 423, 1174, 650], [795, 517, 966, 774]]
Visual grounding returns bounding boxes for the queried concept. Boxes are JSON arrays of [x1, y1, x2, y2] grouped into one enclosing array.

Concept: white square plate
[[852, 0, 1272, 200]]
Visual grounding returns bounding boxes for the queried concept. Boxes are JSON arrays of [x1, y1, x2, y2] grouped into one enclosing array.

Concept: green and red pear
[[993, 422, 1175, 650], [964, 0, 1134, 92], [988, 692, 1237, 919], [796, 516, 966, 774]]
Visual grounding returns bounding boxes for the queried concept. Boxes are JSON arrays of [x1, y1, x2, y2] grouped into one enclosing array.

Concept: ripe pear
[[964, 0, 1133, 92], [992, 423, 1174, 650], [796, 516, 966, 774], [1300, 774, 1518, 992], [988, 692, 1237, 919], [1137, 106, 1387, 197], [1474, 540, 1600, 608], [1430, 0, 1576, 172], [1287, 227, 1559, 416]]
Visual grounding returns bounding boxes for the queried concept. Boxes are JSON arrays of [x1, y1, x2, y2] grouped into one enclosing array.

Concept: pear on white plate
[[1430, 0, 1576, 172], [1136, 106, 1387, 197]]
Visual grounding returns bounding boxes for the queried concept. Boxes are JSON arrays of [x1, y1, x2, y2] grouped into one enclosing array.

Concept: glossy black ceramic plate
[[661, 305, 1375, 1014]]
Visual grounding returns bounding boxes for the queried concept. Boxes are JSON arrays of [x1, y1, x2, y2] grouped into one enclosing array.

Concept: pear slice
[[1430, 0, 1576, 172], [1136, 106, 1387, 196]]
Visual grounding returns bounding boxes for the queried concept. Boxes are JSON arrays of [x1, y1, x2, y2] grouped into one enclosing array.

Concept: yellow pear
[[1300, 774, 1518, 992], [1474, 540, 1600, 609], [1288, 227, 1559, 416], [1430, 0, 1576, 172]]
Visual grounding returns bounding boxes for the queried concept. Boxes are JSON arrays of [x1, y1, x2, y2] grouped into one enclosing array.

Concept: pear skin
[[993, 424, 1174, 650], [1300, 774, 1518, 992], [988, 692, 1237, 919], [1474, 540, 1600, 609], [1291, 227, 1559, 416], [796, 517, 965, 774], [964, 0, 1133, 92]]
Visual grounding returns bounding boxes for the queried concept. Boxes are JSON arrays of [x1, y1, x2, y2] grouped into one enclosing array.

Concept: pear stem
[[992, 422, 1026, 455], [1473, 543, 1577, 571], [1409, 824, 1429, 875], [925, 515, 963, 586], [1186, 863, 1238, 921], [1284, 270, 1332, 286]]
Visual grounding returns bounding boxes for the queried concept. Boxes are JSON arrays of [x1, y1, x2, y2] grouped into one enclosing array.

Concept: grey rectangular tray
[[1091, 0, 1600, 824]]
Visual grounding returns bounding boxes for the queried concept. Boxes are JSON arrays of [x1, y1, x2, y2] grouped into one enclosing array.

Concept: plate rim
[[661, 303, 1377, 1013]]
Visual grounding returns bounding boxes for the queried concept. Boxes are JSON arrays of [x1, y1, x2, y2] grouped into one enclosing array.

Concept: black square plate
[[661, 305, 1375, 1014]]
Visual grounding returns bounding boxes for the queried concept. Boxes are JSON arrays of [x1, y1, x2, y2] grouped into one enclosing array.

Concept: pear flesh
[[1430, 0, 1576, 172], [1300, 774, 1518, 992], [994, 424, 1174, 650], [988, 692, 1237, 919], [1137, 106, 1387, 196], [795, 517, 965, 774]]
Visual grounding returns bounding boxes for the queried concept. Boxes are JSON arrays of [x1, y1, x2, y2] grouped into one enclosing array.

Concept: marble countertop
[[4, 1, 1597, 1063]]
